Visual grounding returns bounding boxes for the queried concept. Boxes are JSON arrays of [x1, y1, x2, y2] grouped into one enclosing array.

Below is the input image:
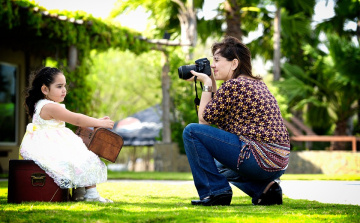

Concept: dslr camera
[[178, 58, 211, 80]]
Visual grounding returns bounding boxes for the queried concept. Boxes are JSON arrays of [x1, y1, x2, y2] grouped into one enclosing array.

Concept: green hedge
[[0, 0, 153, 117]]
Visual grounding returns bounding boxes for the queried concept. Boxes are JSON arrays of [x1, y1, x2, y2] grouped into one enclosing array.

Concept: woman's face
[[46, 73, 67, 103], [211, 49, 234, 81]]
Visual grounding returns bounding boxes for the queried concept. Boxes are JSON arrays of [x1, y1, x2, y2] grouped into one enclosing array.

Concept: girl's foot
[[84, 187, 113, 203], [85, 196, 113, 203]]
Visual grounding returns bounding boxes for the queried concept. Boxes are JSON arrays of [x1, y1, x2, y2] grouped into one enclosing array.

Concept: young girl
[[20, 67, 114, 203]]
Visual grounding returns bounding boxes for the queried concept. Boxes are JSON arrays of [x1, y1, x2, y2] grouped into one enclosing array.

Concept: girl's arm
[[40, 103, 114, 128]]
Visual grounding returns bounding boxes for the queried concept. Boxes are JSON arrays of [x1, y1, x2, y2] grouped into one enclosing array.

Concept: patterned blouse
[[203, 77, 290, 172]]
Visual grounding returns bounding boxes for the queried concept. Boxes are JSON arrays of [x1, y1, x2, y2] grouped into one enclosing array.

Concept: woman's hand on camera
[[210, 69, 216, 82], [190, 70, 213, 86], [185, 76, 195, 82]]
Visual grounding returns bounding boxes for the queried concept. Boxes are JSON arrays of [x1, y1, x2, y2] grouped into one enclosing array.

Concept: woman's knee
[[183, 123, 199, 138]]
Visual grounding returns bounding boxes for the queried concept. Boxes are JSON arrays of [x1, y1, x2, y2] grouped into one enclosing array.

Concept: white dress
[[20, 99, 107, 189]]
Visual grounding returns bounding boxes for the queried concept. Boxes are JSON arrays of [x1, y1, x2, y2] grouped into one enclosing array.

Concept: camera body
[[178, 58, 211, 80]]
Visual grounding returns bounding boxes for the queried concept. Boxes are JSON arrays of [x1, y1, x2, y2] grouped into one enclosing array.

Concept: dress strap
[[34, 99, 56, 115]]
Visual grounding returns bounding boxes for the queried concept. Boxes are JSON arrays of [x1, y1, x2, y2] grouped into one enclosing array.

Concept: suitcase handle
[[31, 173, 46, 187], [76, 127, 93, 139]]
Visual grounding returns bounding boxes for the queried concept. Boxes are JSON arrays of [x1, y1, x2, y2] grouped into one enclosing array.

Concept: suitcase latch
[[31, 173, 46, 186]]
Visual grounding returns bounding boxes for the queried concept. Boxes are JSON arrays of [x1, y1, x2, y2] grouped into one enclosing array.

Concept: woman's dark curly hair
[[23, 67, 62, 118], [212, 36, 261, 80]]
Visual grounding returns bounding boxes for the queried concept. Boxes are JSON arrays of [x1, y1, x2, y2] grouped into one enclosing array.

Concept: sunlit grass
[[2, 171, 359, 181], [1, 181, 359, 222], [106, 171, 360, 181]]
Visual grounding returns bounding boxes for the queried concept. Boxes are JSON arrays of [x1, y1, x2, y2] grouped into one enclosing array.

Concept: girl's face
[[211, 49, 234, 81], [44, 73, 67, 102]]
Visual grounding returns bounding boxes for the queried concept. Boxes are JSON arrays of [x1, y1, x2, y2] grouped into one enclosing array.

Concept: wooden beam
[[138, 37, 192, 47], [290, 136, 360, 152], [290, 116, 316, 135]]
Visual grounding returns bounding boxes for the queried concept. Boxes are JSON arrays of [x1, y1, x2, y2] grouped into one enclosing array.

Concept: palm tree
[[316, 0, 360, 44], [110, 0, 206, 143], [273, 2, 281, 81], [316, 0, 360, 131], [248, 0, 316, 77], [277, 33, 360, 150], [224, 0, 242, 40]]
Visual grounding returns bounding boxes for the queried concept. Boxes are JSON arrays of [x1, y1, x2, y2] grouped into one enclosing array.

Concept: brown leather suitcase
[[7, 160, 70, 203], [75, 127, 123, 163]]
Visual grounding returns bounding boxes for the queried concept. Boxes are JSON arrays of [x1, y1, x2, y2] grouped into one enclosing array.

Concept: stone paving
[[280, 180, 360, 206]]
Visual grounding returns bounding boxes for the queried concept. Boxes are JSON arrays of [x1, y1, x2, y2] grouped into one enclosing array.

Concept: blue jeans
[[183, 123, 285, 203]]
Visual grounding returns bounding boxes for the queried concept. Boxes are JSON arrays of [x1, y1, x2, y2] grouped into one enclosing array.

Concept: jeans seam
[[192, 130, 242, 149], [190, 128, 240, 198], [189, 131, 213, 197]]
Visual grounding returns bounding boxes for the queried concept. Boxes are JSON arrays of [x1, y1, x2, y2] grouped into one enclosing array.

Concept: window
[[0, 62, 18, 145]]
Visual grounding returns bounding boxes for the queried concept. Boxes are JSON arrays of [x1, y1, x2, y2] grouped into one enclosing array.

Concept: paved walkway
[[108, 179, 360, 206], [280, 180, 360, 206]]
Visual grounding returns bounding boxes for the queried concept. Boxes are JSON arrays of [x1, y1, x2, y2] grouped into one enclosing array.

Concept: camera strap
[[194, 76, 203, 115]]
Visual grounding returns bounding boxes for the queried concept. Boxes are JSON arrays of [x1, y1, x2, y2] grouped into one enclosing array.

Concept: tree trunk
[[132, 146, 136, 171], [273, 6, 281, 81], [356, 16, 360, 45], [176, 0, 197, 60], [68, 45, 77, 71], [358, 99, 360, 129], [161, 51, 171, 143], [224, 0, 242, 41], [332, 119, 349, 150], [357, 13, 360, 122]]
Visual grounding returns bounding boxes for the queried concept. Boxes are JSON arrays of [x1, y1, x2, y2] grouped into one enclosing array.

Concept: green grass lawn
[[2, 171, 360, 181], [106, 171, 360, 181], [1, 178, 359, 222]]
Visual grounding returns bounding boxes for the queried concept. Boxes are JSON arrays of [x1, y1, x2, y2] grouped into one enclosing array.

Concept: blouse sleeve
[[203, 79, 242, 126]]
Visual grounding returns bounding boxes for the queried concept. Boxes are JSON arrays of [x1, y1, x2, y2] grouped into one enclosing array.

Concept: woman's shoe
[[191, 190, 232, 206], [254, 182, 283, 205]]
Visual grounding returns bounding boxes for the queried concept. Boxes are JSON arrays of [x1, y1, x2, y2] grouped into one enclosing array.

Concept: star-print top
[[203, 77, 290, 172]]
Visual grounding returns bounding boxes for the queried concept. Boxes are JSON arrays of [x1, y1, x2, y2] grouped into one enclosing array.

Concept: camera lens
[[178, 65, 197, 80]]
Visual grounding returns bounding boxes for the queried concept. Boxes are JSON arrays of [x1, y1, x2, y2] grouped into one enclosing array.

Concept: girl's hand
[[99, 116, 110, 120], [101, 118, 114, 129]]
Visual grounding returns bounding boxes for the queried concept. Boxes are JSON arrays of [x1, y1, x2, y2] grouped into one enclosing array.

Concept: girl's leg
[[72, 187, 86, 201], [183, 123, 242, 199]]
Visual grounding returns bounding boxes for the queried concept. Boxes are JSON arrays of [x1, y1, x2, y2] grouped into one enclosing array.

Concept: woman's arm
[[198, 90, 212, 125], [40, 103, 114, 129], [189, 70, 215, 125]]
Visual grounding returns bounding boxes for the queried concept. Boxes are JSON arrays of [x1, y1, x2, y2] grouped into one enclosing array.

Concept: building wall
[[154, 142, 191, 172], [286, 151, 360, 174], [0, 46, 43, 173], [153, 143, 360, 174]]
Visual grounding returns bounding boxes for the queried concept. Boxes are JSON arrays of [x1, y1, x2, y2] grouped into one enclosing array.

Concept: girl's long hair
[[211, 36, 261, 80], [23, 67, 62, 118]]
